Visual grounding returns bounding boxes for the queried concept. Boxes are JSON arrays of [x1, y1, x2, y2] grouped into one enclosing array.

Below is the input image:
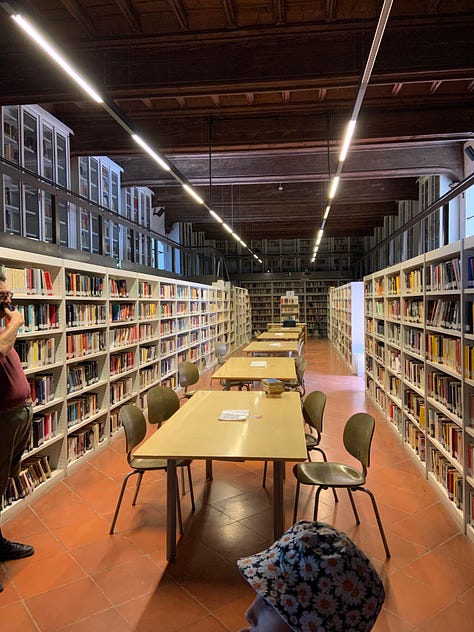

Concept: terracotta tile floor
[[1, 338, 474, 631]]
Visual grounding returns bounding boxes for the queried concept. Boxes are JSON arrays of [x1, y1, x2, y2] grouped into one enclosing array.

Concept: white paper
[[219, 409, 249, 421], [251, 361, 267, 367], [269, 343, 281, 347]]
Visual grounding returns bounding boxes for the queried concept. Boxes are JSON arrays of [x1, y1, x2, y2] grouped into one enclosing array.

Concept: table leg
[[273, 460, 285, 539], [166, 459, 177, 561]]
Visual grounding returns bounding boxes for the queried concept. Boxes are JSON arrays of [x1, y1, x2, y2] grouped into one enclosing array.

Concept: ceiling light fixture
[[132, 134, 170, 172], [311, 0, 393, 264], [182, 183, 204, 204], [5, 5, 263, 268], [11, 13, 103, 104]]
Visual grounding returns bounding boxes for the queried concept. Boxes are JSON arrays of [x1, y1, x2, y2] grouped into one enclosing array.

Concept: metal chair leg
[[110, 470, 140, 534], [360, 487, 391, 558], [293, 480, 301, 523], [132, 470, 144, 506], [347, 488, 360, 523], [187, 464, 195, 510], [312, 486, 323, 521]]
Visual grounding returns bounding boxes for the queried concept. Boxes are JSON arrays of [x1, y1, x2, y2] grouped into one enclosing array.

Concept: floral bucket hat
[[237, 521, 385, 632]]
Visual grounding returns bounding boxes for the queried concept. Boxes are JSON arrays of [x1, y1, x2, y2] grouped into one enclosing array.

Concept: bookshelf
[[0, 246, 250, 520], [364, 239, 474, 541], [328, 282, 364, 375], [238, 278, 333, 337], [280, 293, 299, 321]]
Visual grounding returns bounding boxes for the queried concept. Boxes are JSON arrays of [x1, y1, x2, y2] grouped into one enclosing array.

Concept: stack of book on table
[[262, 378, 285, 397]]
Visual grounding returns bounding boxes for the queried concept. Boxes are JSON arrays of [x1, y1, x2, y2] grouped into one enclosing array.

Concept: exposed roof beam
[[274, 0, 285, 25], [326, 0, 337, 22], [222, 0, 237, 29], [114, 0, 142, 34], [167, 0, 189, 31], [59, 0, 97, 38]]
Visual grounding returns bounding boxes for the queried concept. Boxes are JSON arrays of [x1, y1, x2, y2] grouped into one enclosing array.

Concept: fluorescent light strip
[[209, 209, 223, 223], [131, 134, 170, 171], [323, 205, 331, 220], [12, 14, 103, 104], [9, 10, 263, 265], [182, 183, 204, 204], [339, 119, 356, 162], [328, 176, 340, 199]]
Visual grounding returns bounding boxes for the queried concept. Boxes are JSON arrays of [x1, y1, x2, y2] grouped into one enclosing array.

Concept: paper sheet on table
[[219, 409, 249, 421], [269, 343, 281, 347], [251, 361, 267, 367]]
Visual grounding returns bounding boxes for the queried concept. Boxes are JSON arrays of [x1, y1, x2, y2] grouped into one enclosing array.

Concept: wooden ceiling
[[0, 1, 473, 242]]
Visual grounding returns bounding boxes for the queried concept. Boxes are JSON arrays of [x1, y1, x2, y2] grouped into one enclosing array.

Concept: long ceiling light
[[311, 0, 394, 264], [11, 13, 103, 104], [4, 4, 263, 266]]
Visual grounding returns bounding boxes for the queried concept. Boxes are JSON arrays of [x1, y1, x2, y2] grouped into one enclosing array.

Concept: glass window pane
[[4, 175, 21, 234], [80, 208, 91, 251], [42, 124, 54, 180], [24, 185, 40, 239], [89, 158, 99, 203], [43, 192, 53, 243], [3, 105, 19, 163], [56, 133, 67, 187], [58, 200, 69, 246], [23, 111, 38, 172]]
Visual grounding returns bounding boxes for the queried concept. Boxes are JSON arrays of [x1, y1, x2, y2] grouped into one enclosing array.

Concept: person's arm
[[0, 307, 24, 358]]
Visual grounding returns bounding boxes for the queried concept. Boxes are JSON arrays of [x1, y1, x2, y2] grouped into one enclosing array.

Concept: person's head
[[0, 270, 13, 316], [238, 521, 385, 632]]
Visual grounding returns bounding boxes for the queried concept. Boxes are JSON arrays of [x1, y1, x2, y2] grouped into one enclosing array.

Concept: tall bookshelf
[[328, 282, 364, 375], [238, 278, 334, 337], [0, 246, 250, 520], [280, 293, 300, 321], [364, 239, 474, 541]]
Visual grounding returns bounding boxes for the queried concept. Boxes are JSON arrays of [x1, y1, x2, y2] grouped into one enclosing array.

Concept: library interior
[[0, 2, 474, 631]]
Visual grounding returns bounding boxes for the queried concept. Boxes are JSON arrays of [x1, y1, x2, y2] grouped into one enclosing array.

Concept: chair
[[147, 385, 195, 501], [214, 341, 252, 391], [283, 356, 307, 397], [262, 390, 335, 489], [109, 404, 194, 535], [178, 360, 200, 399], [292, 412, 390, 557]]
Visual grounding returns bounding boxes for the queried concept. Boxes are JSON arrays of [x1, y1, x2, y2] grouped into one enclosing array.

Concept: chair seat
[[130, 456, 191, 470], [295, 462, 366, 487]]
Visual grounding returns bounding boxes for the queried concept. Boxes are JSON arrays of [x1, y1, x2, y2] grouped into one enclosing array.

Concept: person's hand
[[3, 307, 24, 328]]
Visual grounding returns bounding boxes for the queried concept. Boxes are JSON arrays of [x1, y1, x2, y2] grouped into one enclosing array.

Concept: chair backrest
[[147, 385, 180, 427], [343, 412, 375, 471], [178, 361, 200, 390], [214, 342, 228, 365], [295, 357, 307, 385], [119, 404, 147, 463], [302, 390, 326, 434]]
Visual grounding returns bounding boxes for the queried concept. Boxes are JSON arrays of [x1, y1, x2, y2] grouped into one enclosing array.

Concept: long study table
[[242, 340, 299, 356], [211, 355, 296, 386], [134, 390, 307, 560]]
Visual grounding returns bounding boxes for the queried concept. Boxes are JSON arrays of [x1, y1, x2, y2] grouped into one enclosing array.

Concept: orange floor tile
[[1, 339, 473, 631]]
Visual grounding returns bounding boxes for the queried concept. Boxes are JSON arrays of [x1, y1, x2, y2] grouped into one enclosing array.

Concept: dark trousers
[[0, 403, 33, 500]]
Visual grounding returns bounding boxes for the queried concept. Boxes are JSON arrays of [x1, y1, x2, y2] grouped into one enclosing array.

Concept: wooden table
[[211, 356, 296, 385], [243, 340, 299, 356], [267, 322, 307, 342], [257, 330, 302, 341], [134, 390, 307, 560]]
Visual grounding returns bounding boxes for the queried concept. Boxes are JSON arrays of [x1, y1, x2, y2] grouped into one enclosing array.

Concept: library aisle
[[1, 339, 473, 631]]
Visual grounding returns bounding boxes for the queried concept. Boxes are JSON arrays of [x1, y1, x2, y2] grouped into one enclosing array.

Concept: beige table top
[[268, 324, 305, 332], [257, 330, 302, 341], [211, 356, 296, 382], [243, 340, 299, 355], [134, 390, 306, 462]]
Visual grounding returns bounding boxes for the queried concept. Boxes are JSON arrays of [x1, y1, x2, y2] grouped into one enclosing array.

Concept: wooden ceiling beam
[[167, 0, 189, 31], [59, 0, 97, 38], [114, 0, 142, 34]]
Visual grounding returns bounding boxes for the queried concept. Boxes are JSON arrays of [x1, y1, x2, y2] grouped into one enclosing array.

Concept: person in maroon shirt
[[0, 270, 35, 594]]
